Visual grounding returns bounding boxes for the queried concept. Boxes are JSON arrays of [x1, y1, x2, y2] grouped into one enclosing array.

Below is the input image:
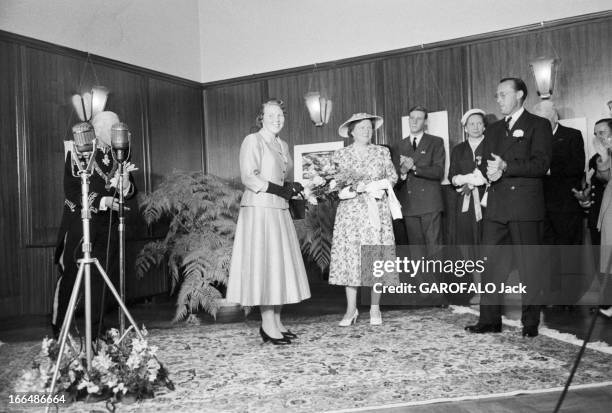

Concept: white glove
[[452, 174, 469, 186], [466, 169, 487, 186], [364, 179, 389, 193], [338, 186, 357, 200], [488, 169, 503, 182], [369, 189, 385, 199]]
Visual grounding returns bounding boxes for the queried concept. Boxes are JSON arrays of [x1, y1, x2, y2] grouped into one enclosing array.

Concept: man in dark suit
[[465, 78, 552, 337], [391, 105, 445, 252], [533, 101, 585, 246]]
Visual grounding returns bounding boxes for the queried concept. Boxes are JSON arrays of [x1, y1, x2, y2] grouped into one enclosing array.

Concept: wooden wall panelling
[[0, 39, 20, 300], [383, 46, 466, 149], [469, 17, 612, 131], [19, 247, 56, 315], [203, 81, 263, 180], [147, 78, 204, 188], [267, 62, 379, 153], [20, 47, 84, 247]]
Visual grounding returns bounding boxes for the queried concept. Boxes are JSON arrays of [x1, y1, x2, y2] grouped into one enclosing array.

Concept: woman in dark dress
[[449, 109, 488, 303]]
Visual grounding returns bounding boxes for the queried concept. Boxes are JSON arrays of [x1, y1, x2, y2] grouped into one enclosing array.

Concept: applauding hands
[[486, 153, 507, 182]]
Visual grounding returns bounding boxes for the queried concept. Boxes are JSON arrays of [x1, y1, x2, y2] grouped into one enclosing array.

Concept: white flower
[[92, 349, 114, 372], [329, 179, 337, 191], [103, 372, 118, 388], [131, 338, 148, 354], [41, 337, 53, 357], [311, 175, 325, 187], [126, 353, 142, 370], [307, 196, 318, 205], [149, 345, 158, 357], [512, 129, 524, 138], [113, 383, 128, 395], [78, 379, 100, 394], [147, 358, 161, 382]]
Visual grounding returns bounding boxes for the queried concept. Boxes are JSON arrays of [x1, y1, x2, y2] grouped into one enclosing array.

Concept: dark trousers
[[544, 212, 584, 295], [403, 212, 446, 305], [543, 212, 583, 245], [479, 219, 544, 327], [53, 218, 118, 336], [403, 212, 443, 253]]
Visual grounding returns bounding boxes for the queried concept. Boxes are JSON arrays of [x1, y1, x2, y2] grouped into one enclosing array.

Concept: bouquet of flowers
[[15, 326, 174, 405], [304, 164, 370, 205]]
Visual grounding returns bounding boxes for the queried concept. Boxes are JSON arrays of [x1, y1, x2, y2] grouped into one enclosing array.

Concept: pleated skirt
[[226, 206, 311, 306]]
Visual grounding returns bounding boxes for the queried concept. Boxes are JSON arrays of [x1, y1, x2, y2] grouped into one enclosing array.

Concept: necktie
[[505, 116, 512, 131], [412, 136, 417, 151]]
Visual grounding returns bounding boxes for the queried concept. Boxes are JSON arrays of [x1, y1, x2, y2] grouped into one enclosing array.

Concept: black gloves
[[266, 181, 303, 200], [291, 182, 304, 194]]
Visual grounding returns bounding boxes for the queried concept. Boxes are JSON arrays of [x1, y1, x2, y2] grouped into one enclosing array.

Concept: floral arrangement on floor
[[15, 327, 174, 406]]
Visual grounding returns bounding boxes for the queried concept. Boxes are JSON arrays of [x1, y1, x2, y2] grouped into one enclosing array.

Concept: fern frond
[[135, 240, 167, 278]]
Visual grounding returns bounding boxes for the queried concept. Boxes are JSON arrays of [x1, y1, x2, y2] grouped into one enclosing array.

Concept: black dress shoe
[[465, 323, 502, 333], [281, 330, 297, 339], [522, 326, 539, 337], [259, 326, 291, 345]]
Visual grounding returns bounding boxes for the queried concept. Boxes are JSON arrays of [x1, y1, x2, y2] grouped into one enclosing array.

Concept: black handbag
[[289, 193, 306, 220]]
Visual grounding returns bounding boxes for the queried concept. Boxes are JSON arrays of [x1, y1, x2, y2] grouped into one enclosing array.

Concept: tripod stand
[[46, 146, 143, 409]]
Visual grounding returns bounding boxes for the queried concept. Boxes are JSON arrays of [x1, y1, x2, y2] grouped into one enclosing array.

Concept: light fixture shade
[[529, 57, 557, 99], [91, 86, 109, 117], [304, 92, 332, 126]]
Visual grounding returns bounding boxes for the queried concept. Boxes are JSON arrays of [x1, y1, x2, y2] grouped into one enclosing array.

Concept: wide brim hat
[[338, 113, 383, 138], [460, 108, 486, 126]]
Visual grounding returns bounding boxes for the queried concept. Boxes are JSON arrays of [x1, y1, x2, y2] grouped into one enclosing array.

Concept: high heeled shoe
[[259, 326, 291, 345], [281, 330, 298, 339], [339, 309, 359, 327], [599, 306, 612, 319], [369, 308, 382, 326]]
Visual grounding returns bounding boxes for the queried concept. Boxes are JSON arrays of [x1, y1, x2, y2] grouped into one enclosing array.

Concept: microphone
[[111, 122, 130, 163], [72, 122, 95, 158]]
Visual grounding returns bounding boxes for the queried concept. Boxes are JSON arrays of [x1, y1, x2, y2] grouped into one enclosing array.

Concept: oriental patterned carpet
[[2, 307, 612, 412]]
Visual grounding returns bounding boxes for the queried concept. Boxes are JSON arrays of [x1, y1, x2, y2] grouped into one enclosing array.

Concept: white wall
[[199, 0, 611, 82], [1, 1, 610, 83], [0, 0, 202, 81]]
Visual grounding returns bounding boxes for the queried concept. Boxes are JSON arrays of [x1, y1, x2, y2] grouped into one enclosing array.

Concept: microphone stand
[[117, 159, 126, 335], [46, 142, 143, 412]]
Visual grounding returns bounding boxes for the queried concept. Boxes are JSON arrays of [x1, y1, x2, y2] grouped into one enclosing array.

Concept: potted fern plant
[[136, 171, 243, 323]]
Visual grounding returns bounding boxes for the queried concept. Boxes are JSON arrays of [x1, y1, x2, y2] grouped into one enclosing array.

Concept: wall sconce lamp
[[71, 86, 109, 121], [529, 57, 558, 99], [304, 91, 333, 127]]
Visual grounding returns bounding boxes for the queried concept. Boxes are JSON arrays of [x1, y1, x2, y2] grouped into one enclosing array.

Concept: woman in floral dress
[[329, 113, 398, 326]]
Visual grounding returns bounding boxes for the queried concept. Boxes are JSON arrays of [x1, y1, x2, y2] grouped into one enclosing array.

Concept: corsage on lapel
[[475, 155, 482, 166], [512, 129, 525, 141]]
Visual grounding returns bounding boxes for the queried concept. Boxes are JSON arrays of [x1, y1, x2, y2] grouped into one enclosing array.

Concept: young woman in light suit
[[226, 99, 311, 344]]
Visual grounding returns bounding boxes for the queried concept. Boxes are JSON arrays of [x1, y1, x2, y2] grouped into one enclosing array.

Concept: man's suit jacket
[[479, 109, 552, 223], [544, 124, 584, 213], [391, 133, 445, 217], [587, 153, 607, 231]]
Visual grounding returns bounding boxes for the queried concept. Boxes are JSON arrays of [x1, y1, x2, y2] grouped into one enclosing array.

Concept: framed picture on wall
[[293, 141, 344, 185]]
